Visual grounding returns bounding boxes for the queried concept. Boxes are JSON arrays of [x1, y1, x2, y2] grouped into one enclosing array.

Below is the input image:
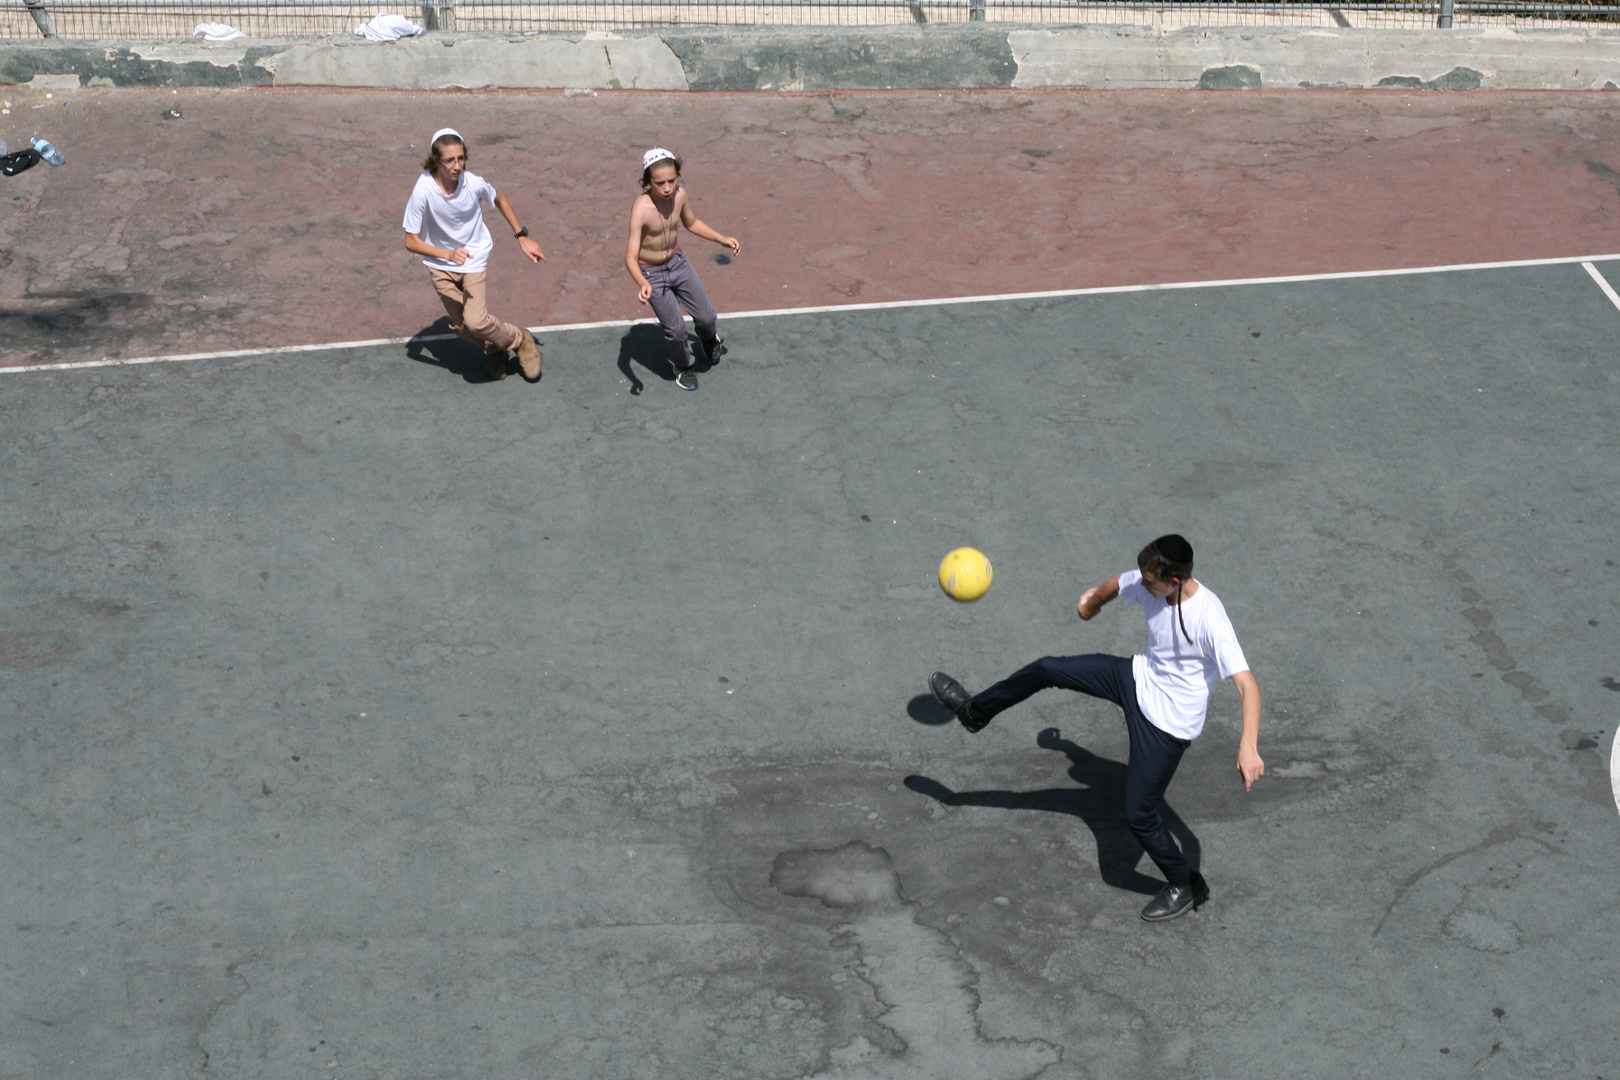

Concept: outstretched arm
[[1231, 669, 1264, 791], [492, 191, 546, 264], [680, 198, 740, 255], [1077, 574, 1121, 620]]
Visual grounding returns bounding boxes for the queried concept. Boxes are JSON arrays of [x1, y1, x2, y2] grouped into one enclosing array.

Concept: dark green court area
[[3, 263, 1617, 1079]]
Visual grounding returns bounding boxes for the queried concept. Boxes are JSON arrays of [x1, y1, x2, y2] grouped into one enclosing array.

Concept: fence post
[[1438, 0, 1453, 26], [438, 0, 455, 30], [23, 0, 56, 37], [970, 0, 985, 19]]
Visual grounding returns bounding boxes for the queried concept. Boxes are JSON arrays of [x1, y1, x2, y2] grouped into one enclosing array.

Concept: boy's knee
[[1124, 804, 1163, 836], [1031, 656, 1064, 680]]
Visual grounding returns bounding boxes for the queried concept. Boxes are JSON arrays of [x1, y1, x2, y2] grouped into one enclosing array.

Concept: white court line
[[9, 251, 1620, 375], [1583, 261, 1620, 313]]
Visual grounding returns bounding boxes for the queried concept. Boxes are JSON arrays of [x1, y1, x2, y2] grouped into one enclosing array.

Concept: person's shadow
[[616, 322, 716, 395], [405, 319, 505, 383], [904, 726, 1201, 896]]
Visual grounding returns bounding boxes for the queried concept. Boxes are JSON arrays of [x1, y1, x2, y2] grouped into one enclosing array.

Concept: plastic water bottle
[[30, 137, 63, 166]]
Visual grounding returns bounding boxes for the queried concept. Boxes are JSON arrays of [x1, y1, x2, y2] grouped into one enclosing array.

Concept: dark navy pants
[[973, 654, 1192, 884]]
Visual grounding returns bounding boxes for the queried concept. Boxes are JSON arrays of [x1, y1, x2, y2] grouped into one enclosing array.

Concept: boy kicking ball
[[929, 535, 1264, 922], [625, 148, 740, 391], [403, 127, 546, 382]]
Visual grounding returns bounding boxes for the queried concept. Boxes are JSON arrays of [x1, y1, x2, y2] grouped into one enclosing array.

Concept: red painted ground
[[4, 84, 1620, 365]]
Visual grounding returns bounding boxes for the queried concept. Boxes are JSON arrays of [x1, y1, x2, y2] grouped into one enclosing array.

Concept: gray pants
[[642, 249, 717, 371]]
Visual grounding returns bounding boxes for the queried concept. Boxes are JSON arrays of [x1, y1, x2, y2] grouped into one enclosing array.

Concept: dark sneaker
[[929, 671, 988, 733], [485, 351, 509, 381], [702, 337, 725, 365], [675, 368, 698, 391], [1141, 873, 1209, 922]]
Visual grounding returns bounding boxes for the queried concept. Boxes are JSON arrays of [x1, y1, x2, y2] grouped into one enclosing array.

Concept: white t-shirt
[[402, 169, 499, 273], [1118, 568, 1249, 741]]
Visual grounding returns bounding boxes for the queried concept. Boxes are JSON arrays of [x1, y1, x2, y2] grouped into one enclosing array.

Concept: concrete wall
[[2, 24, 1619, 92]]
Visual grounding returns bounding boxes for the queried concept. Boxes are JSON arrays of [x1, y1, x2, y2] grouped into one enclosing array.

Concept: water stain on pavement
[[772, 840, 1060, 1078], [0, 289, 149, 350], [0, 630, 80, 669], [1447, 556, 1612, 805]]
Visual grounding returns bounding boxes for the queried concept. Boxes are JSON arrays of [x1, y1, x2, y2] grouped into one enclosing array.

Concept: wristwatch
[[513, 226, 529, 239]]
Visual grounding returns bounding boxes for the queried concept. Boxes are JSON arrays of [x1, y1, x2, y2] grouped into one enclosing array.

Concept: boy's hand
[[638, 282, 652, 304], [518, 236, 547, 264], [449, 246, 470, 266], [1077, 587, 1102, 620], [1237, 744, 1265, 791], [722, 236, 741, 256], [1076, 575, 1122, 620]]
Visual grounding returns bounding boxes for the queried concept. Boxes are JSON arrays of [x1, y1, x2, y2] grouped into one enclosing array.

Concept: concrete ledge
[[268, 32, 689, 89], [1011, 25, 1620, 89], [661, 26, 1016, 90], [2, 24, 1619, 92]]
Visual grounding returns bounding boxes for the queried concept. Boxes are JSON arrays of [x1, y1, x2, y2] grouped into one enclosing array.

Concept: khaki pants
[[428, 268, 523, 354]]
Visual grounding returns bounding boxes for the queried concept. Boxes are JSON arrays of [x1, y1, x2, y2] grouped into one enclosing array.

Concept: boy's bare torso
[[634, 189, 684, 265]]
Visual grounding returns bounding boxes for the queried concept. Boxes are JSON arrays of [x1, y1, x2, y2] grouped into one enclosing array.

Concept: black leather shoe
[[929, 671, 989, 733], [1141, 874, 1209, 922]]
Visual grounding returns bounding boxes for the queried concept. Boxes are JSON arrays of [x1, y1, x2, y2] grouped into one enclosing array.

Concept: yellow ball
[[938, 547, 993, 602]]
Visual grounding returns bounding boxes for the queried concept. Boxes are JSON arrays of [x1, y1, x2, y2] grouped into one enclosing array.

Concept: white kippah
[[430, 127, 463, 146], [643, 147, 676, 171]]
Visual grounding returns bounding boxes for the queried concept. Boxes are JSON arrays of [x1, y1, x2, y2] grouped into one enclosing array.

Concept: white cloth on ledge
[[193, 22, 245, 40], [354, 13, 424, 41]]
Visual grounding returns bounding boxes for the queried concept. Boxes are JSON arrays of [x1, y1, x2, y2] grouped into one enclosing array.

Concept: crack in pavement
[[1371, 820, 1558, 937]]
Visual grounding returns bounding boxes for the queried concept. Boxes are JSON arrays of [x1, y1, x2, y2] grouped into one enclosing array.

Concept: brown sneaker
[[485, 349, 508, 381], [515, 328, 542, 381]]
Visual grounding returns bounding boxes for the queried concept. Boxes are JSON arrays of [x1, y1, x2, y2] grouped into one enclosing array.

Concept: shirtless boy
[[625, 148, 740, 391], [403, 127, 546, 382], [928, 535, 1264, 922]]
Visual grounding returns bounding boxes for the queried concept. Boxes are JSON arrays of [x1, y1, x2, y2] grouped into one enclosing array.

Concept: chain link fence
[[5, 0, 1618, 39]]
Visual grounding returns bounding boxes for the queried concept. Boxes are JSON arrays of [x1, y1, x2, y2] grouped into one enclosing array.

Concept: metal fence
[[5, 0, 1618, 38]]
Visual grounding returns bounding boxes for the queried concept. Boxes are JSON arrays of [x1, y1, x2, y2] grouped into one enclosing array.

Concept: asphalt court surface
[[3, 261, 1619, 1079]]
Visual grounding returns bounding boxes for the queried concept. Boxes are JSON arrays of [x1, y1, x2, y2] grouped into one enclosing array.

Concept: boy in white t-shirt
[[403, 128, 547, 382], [929, 534, 1264, 922]]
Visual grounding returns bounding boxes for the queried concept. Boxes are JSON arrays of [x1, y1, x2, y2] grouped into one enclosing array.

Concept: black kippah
[[1152, 533, 1194, 567]]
